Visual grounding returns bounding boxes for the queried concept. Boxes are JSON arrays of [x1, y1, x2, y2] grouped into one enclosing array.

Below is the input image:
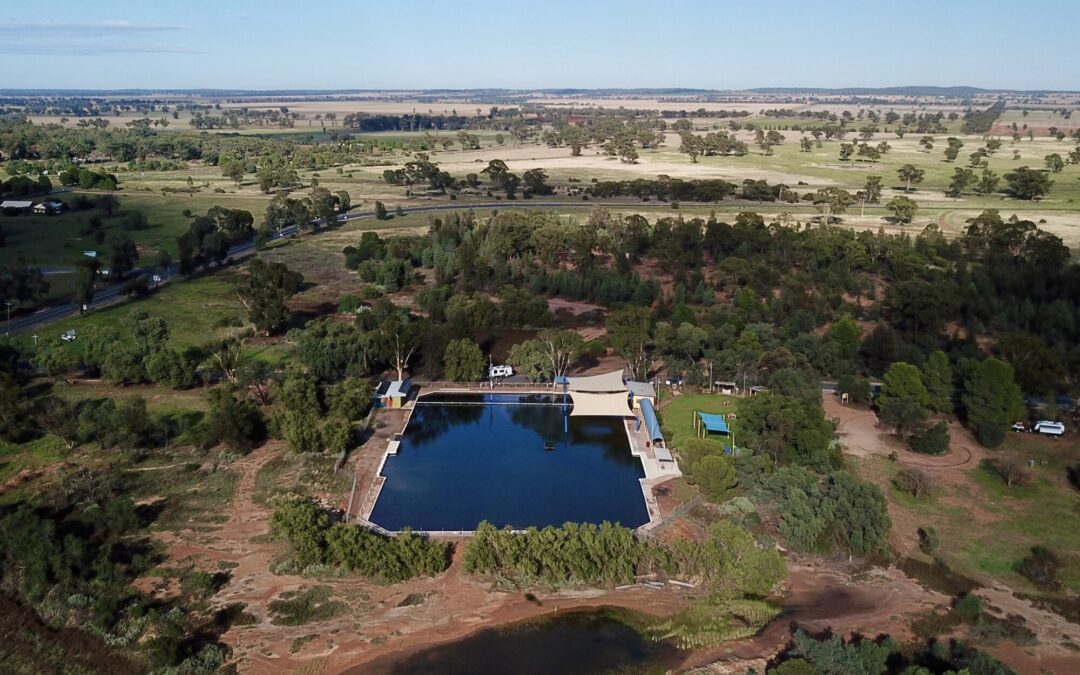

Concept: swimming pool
[[368, 393, 650, 532]]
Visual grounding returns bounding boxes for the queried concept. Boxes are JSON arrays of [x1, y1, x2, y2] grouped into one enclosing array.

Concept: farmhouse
[[33, 200, 66, 215]]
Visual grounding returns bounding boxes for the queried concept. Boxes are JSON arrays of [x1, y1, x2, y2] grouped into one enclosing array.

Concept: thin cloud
[[0, 19, 195, 56], [0, 20, 187, 34], [0, 44, 201, 55]]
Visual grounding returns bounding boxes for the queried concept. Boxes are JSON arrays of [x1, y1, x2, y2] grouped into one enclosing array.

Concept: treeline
[[271, 499, 450, 582], [0, 172, 52, 197], [462, 520, 784, 594], [342, 113, 473, 132], [589, 177, 742, 202], [766, 630, 1017, 675], [961, 100, 1006, 134]]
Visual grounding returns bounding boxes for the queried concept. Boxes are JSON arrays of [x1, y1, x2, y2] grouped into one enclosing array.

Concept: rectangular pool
[[368, 393, 650, 532]]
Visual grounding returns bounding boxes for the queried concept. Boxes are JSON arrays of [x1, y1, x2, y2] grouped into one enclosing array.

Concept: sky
[[2, 0, 1078, 91]]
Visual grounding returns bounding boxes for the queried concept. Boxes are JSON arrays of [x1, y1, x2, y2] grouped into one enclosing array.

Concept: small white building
[[1, 200, 33, 213]]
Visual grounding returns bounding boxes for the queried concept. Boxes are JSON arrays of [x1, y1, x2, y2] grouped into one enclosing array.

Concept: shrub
[[894, 467, 931, 498], [1016, 546, 1060, 591], [918, 526, 939, 556], [954, 593, 983, 623], [337, 294, 363, 313], [981, 457, 1030, 488], [695, 455, 738, 502]]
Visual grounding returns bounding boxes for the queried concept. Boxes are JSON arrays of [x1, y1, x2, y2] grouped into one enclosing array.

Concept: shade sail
[[639, 399, 664, 443], [697, 412, 730, 434], [626, 381, 656, 399], [568, 391, 633, 417], [566, 370, 627, 393]]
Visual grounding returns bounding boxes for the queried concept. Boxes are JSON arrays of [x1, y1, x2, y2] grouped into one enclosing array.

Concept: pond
[[360, 609, 683, 675], [368, 393, 650, 531]]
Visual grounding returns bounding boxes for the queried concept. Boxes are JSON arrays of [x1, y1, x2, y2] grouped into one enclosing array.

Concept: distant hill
[[745, 86, 1071, 96], [0, 86, 1075, 97]]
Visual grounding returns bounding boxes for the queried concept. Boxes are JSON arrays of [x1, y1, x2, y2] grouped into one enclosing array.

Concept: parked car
[[1011, 422, 1027, 433], [488, 365, 513, 378], [61, 329, 77, 342], [1033, 421, 1065, 437]]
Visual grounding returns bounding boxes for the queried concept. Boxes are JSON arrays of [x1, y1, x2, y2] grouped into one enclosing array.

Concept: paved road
[[5, 200, 647, 336]]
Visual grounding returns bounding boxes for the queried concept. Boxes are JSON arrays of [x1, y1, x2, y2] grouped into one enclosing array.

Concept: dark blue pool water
[[358, 609, 683, 675], [369, 393, 650, 531]]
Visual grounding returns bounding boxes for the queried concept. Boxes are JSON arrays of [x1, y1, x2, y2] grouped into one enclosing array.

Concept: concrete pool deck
[[354, 385, 682, 536]]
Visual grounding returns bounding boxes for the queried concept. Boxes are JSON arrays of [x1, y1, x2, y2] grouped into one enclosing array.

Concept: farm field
[[3, 83, 1080, 675]]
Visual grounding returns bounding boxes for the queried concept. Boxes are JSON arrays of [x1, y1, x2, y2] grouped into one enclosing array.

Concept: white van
[[488, 365, 513, 378], [1033, 421, 1065, 437]]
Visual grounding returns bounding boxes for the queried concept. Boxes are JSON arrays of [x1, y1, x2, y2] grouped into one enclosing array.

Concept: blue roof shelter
[[638, 399, 664, 444], [696, 412, 729, 435]]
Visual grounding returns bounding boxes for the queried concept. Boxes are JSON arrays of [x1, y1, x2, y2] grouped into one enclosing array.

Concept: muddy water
[[358, 608, 682, 675]]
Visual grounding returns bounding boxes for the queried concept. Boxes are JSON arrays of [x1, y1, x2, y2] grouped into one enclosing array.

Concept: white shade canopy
[[568, 391, 634, 417], [565, 370, 626, 393]]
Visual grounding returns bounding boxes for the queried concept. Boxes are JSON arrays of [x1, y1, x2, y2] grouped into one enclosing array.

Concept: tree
[[326, 376, 372, 421], [921, 351, 953, 413], [974, 168, 999, 196], [1003, 166, 1052, 200], [908, 420, 950, 455], [862, 175, 883, 204], [1044, 153, 1065, 173], [74, 258, 98, 314], [679, 132, 705, 163], [282, 410, 322, 453], [813, 188, 853, 223], [508, 329, 584, 381], [309, 187, 337, 229], [107, 234, 138, 279], [235, 259, 303, 335], [378, 313, 427, 381], [962, 357, 1025, 447], [605, 307, 652, 381], [443, 338, 485, 382], [877, 362, 929, 436], [946, 167, 975, 197], [821, 471, 891, 555], [695, 455, 738, 502], [374, 200, 388, 220], [894, 467, 931, 498], [885, 196, 918, 223], [201, 388, 266, 452], [896, 164, 925, 192], [522, 168, 553, 196], [943, 137, 963, 162]]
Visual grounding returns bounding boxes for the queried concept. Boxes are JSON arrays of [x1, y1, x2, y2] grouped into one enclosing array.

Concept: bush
[[954, 592, 983, 623], [586, 339, 606, 358], [1016, 546, 1060, 591], [894, 467, 931, 498], [272, 499, 450, 582], [695, 455, 738, 502], [908, 420, 950, 455], [981, 457, 1030, 488], [918, 526, 939, 556], [337, 294, 363, 313]]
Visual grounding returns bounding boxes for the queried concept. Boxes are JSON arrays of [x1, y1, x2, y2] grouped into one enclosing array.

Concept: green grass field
[[35, 272, 246, 349], [860, 432, 1080, 594], [656, 392, 740, 449]]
